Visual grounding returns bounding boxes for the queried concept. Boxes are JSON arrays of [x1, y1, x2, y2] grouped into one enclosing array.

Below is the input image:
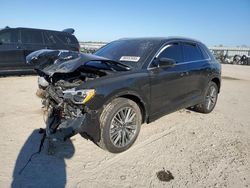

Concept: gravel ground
[[0, 64, 249, 188]]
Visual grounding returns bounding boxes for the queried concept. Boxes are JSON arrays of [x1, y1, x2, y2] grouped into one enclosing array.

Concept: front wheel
[[97, 98, 142, 153], [193, 81, 218, 113]]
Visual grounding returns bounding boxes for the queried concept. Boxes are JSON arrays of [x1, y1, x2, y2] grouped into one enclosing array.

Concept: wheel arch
[[211, 77, 221, 93], [117, 94, 148, 124]]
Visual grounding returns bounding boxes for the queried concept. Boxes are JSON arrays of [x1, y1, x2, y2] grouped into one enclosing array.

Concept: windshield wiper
[[103, 60, 131, 71]]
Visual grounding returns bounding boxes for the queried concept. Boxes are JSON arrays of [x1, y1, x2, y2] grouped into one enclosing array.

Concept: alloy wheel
[[109, 107, 138, 148], [205, 85, 217, 111]]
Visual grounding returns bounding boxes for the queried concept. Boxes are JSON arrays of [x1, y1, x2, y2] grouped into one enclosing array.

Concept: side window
[[70, 35, 78, 44], [158, 43, 183, 63], [44, 31, 78, 45], [56, 33, 71, 44], [68, 35, 78, 44], [0, 30, 18, 43], [198, 45, 209, 59], [21, 30, 43, 44], [182, 43, 203, 61], [44, 31, 58, 44], [56, 33, 78, 45], [44, 31, 61, 45]]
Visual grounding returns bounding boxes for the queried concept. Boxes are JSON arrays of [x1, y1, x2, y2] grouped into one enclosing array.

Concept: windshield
[[94, 39, 159, 68]]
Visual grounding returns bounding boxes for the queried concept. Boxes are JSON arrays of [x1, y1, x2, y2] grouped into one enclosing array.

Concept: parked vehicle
[[0, 27, 80, 75], [234, 55, 250, 65], [233, 55, 242, 64], [27, 37, 221, 153], [212, 50, 250, 65], [215, 51, 233, 64]]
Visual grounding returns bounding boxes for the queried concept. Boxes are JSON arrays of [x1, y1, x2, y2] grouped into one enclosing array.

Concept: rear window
[[21, 30, 43, 44], [182, 43, 203, 62], [0, 30, 18, 43]]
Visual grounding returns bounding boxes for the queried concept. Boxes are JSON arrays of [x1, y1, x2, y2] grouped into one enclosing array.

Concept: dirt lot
[[0, 64, 249, 187]]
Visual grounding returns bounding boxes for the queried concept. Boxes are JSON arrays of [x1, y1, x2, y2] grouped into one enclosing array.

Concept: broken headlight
[[63, 88, 95, 104]]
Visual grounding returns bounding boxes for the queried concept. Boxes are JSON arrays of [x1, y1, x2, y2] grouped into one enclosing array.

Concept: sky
[[1, 0, 250, 46]]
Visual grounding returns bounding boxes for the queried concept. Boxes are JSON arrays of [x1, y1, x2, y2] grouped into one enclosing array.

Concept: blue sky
[[1, 0, 250, 46]]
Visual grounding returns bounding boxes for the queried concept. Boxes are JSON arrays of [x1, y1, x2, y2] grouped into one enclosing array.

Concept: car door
[[181, 42, 210, 102], [0, 29, 24, 71], [149, 42, 190, 118], [20, 29, 45, 69]]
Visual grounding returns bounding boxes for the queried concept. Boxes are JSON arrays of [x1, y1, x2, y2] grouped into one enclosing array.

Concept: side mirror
[[158, 57, 176, 68], [0, 41, 3, 45]]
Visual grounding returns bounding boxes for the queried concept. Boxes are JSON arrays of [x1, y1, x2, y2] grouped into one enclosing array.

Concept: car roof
[[118, 36, 202, 44], [0, 27, 72, 35]]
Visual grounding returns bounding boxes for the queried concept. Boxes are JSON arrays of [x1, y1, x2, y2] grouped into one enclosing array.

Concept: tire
[[193, 81, 218, 114], [97, 98, 142, 153]]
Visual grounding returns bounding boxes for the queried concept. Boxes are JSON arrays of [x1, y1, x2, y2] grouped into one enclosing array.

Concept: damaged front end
[[43, 86, 89, 141], [27, 49, 129, 142]]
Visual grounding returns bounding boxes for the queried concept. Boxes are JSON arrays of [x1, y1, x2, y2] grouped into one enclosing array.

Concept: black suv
[[27, 37, 221, 153], [0, 27, 80, 75]]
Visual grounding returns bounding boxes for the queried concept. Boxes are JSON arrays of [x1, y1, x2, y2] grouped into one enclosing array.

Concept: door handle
[[16, 45, 21, 49]]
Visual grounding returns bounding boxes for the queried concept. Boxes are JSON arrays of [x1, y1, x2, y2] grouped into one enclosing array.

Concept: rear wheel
[[193, 81, 218, 113], [97, 98, 142, 153]]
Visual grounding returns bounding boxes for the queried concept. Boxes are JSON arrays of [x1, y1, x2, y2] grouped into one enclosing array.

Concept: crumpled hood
[[26, 49, 129, 76]]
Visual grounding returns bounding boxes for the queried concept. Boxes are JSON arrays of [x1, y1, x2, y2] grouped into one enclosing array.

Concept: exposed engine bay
[[26, 49, 129, 141]]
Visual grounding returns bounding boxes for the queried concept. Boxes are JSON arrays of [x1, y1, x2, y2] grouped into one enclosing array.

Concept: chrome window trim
[[155, 44, 171, 58], [147, 41, 211, 70]]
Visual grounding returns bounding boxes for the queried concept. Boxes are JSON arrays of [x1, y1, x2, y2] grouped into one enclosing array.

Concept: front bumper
[[46, 109, 86, 141], [45, 108, 101, 142]]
